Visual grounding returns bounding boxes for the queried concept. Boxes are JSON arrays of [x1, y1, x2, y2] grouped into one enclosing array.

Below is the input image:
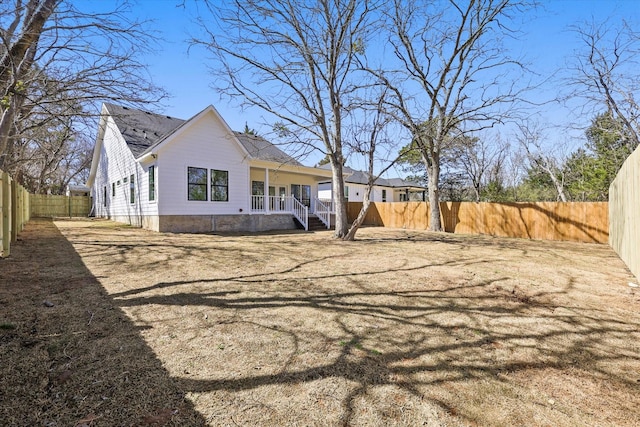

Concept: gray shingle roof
[[104, 103, 186, 158], [234, 132, 302, 165], [386, 177, 426, 189], [104, 103, 300, 164], [318, 164, 425, 188]]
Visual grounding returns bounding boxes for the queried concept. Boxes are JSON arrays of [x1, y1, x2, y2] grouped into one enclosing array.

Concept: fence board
[[0, 169, 30, 257], [609, 144, 640, 281], [1, 171, 9, 256], [30, 194, 91, 218], [348, 201, 608, 244]]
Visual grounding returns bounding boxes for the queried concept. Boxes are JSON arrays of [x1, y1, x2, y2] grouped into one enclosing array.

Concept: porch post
[[265, 168, 270, 214]]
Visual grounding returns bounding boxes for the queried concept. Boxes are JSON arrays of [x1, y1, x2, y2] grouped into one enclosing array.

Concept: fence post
[[2, 172, 12, 256], [10, 177, 17, 242], [0, 171, 3, 257], [16, 184, 23, 233]]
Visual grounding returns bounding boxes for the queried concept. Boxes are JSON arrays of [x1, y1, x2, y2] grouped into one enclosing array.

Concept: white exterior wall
[[318, 182, 389, 202], [346, 183, 388, 202], [318, 182, 331, 199], [156, 110, 250, 215], [92, 116, 157, 223]]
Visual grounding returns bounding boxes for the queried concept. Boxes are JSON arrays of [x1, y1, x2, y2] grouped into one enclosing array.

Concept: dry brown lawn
[[1, 217, 639, 426]]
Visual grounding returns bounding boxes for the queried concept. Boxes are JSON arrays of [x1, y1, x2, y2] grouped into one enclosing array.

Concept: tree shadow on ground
[[43, 218, 640, 426], [0, 218, 208, 425], [105, 254, 640, 425]]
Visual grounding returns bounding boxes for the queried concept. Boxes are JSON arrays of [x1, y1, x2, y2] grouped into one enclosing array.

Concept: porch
[[249, 164, 335, 231], [249, 195, 334, 231]]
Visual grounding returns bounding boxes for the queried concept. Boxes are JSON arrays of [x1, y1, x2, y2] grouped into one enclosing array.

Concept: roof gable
[[104, 103, 185, 158], [103, 103, 299, 164]]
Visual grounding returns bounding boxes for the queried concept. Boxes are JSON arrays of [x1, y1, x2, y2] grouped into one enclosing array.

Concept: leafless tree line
[[0, 0, 165, 193], [1, 0, 637, 237]]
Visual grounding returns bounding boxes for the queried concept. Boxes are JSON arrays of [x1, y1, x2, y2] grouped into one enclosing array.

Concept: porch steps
[[294, 215, 333, 231]]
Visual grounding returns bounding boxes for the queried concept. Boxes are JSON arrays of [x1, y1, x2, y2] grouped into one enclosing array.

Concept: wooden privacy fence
[[347, 201, 609, 244], [609, 144, 640, 281], [0, 169, 31, 257], [30, 194, 91, 218]]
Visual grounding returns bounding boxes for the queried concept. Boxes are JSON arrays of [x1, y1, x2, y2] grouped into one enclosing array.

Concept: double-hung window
[[148, 166, 156, 201], [211, 169, 228, 201], [188, 167, 208, 201], [129, 174, 135, 204]]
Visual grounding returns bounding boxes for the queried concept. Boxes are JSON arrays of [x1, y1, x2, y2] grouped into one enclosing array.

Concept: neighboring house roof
[[67, 184, 90, 192], [318, 164, 426, 189], [234, 132, 302, 165], [386, 177, 426, 189]]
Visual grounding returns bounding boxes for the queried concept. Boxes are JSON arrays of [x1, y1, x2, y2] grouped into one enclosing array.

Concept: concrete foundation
[[106, 213, 298, 233], [159, 214, 297, 233]]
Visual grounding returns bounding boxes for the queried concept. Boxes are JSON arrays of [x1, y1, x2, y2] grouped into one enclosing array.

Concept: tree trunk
[[548, 171, 568, 202], [342, 183, 372, 241], [427, 162, 443, 231], [0, 0, 57, 159], [331, 162, 349, 238]]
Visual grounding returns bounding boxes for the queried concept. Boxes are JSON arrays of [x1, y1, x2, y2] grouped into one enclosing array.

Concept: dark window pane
[[213, 186, 228, 202], [252, 181, 264, 195], [188, 167, 207, 201], [129, 174, 135, 204], [211, 169, 229, 201], [149, 166, 155, 201]]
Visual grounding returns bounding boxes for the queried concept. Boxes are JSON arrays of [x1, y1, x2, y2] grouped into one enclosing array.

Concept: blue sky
[[108, 0, 639, 167]]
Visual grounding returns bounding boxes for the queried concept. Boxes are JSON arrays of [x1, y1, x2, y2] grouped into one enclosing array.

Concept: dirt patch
[[2, 218, 639, 426]]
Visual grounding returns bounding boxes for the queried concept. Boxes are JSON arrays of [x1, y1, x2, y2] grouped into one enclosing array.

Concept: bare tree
[[567, 19, 639, 149], [193, 0, 381, 239], [0, 0, 166, 170], [343, 88, 404, 240], [453, 135, 509, 202], [7, 104, 92, 194], [378, 0, 533, 230], [517, 121, 568, 202]]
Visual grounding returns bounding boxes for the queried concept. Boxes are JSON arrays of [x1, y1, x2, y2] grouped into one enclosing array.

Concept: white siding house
[[87, 103, 333, 232], [318, 167, 426, 203]]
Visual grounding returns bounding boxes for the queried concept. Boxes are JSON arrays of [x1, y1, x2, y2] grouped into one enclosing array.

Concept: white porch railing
[[314, 198, 331, 229], [251, 195, 308, 230], [318, 198, 336, 212], [290, 197, 308, 231]]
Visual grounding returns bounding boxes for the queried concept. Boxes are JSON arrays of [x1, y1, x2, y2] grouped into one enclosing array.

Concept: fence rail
[[347, 201, 609, 244], [30, 194, 91, 218], [609, 145, 640, 281], [0, 169, 31, 257]]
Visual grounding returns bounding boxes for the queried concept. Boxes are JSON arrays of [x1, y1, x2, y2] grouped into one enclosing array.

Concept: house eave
[[249, 159, 334, 178]]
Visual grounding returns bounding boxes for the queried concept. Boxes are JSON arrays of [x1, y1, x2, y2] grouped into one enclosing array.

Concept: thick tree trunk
[[342, 184, 372, 241], [331, 162, 349, 238], [427, 162, 442, 231], [0, 0, 57, 160]]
